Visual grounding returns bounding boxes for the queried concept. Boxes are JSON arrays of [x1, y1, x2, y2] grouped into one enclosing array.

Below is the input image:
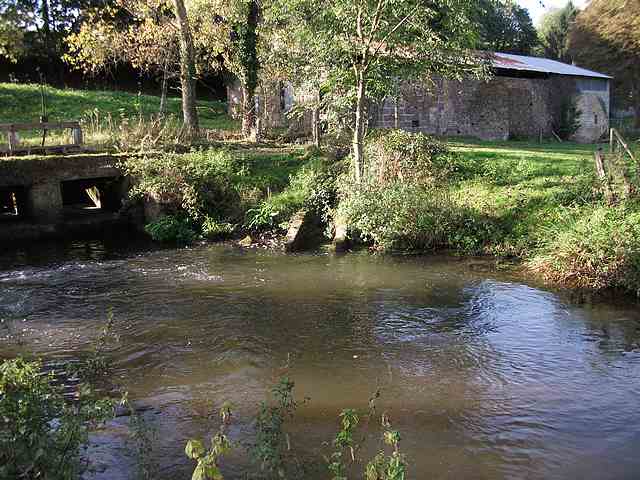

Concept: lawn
[[0, 82, 239, 149], [448, 140, 604, 256]]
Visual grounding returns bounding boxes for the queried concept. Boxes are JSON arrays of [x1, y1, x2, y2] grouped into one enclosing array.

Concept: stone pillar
[[27, 182, 63, 223]]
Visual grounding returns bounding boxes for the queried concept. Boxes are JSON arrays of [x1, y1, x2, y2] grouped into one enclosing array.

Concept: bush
[[529, 203, 640, 293], [0, 358, 115, 479], [555, 97, 582, 140], [145, 215, 198, 244], [338, 131, 497, 252], [363, 129, 470, 185], [338, 182, 497, 252], [202, 217, 235, 240], [126, 149, 243, 223], [244, 155, 339, 232]]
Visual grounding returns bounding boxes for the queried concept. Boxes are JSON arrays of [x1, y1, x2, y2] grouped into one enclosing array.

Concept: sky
[[517, 0, 589, 25]]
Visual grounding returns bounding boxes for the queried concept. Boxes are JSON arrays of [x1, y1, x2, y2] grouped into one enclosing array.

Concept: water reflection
[[1, 240, 639, 479]]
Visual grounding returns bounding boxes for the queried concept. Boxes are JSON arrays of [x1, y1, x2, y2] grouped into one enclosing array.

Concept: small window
[[411, 119, 420, 128], [595, 114, 598, 125]]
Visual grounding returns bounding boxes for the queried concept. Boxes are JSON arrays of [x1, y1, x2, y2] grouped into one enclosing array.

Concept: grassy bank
[[2, 82, 639, 295], [0, 83, 238, 149], [338, 131, 640, 296]]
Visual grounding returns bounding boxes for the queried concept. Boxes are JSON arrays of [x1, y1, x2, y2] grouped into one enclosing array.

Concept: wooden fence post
[[594, 150, 614, 204], [8, 126, 18, 153], [71, 126, 83, 146]]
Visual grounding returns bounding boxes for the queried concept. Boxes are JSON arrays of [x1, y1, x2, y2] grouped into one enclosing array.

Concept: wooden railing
[[594, 128, 639, 204], [0, 121, 83, 154]]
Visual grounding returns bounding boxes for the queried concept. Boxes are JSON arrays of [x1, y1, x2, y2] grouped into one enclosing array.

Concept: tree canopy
[[476, 0, 538, 56], [537, 1, 578, 62], [273, 0, 489, 181]]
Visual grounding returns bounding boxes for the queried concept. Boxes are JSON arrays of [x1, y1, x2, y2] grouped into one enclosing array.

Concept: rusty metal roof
[[492, 52, 612, 79]]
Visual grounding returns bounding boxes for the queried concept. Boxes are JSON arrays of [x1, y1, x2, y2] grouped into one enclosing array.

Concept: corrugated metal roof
[[492, 52, 612, 79]]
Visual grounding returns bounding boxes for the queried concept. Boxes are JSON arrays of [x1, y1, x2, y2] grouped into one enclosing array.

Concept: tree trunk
[[239, 0, 260, 141], [394, 96, 400, 129], [172, 0, 199, 137], [241, 86, 257, 139], [634, 91, 640, 129], [353, 69, 367, 183], [159, 60, 169, 117], [312, 90, 321, 147], [312, 107, 321, 147]]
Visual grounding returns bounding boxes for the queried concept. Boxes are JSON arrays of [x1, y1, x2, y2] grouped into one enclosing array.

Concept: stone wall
[[573, 78, 610, 143], [0, 153, 128, 223], [370, 75, 609, 143], [227, 79, 314, 133], [227, 74, 610, 143]]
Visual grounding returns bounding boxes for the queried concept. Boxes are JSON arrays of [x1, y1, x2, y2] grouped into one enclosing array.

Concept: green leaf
[[185, 439, 206, 460]]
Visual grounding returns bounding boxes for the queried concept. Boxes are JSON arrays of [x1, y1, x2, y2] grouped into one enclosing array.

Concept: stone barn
[[227, 52, 611, 143]]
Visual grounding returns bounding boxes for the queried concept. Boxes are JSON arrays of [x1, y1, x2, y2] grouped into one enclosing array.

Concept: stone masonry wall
[[372, 76, 558, 141], [371, 75, 609, 143], [226, 74, 610, 143]]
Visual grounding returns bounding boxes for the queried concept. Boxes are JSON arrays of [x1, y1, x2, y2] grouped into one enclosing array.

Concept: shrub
[[145, 215, 198, 244], [126, 149, 243, 223], [338, 131, 497, 252], [244, 155, 339, 232], [202, 217, 235, 240], [338, 182, 496, 252], [0, 358, 115, 479], [555, 97, 582, 140], [529, 203, 640, 293], [363, 129, 469, 185]]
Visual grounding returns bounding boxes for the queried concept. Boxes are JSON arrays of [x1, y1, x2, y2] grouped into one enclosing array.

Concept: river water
[[1, 239, 640, 479]]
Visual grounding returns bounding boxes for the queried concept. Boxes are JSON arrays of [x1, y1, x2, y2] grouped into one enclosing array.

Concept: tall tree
[[0, 0, 104, 67], [200, 0, 265, 140], [0, 0, 27, 61], [276, 0, 488, 182], [172, 0, 199, 135], [537, 1, 578, 61], [568, 0, 640, 126], [476, 0, 538, 55], [66, 0, 204, 134], [229, 0, 260, 139]]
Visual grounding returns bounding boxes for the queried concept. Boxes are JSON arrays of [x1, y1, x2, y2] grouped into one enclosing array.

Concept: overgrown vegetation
[[126, 146, 334, 243], [0, 358, 116, 479], [336, 130, 640, 295], [337, 130, 494, 252]]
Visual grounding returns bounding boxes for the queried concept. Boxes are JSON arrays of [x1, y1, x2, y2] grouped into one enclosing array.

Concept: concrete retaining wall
[[0, 153, 137, 243]]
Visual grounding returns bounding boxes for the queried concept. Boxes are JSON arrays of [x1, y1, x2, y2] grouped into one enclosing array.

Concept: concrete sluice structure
[[0, 154, 139, 243]]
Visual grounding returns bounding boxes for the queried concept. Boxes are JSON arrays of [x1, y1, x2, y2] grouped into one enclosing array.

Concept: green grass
[[0, 82, 237, 130], [437, 139, 640, 293], [449, 139, 603, 255], [0, 83, 239, 149]]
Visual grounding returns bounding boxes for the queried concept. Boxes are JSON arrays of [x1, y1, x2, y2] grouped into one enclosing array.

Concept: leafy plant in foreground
[[365, 414, 407, 480], [0, 358, 116, 479], [185, 401, 234, 480], [253, 377, 298, 478], [327, 409, 360, 480]]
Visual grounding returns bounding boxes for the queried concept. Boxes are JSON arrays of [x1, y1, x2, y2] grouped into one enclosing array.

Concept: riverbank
[[2, 81, 639, 295], [1, 241, 639, 479]]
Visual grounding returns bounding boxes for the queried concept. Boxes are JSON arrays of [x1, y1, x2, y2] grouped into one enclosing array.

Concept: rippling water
[[1, 239, 640, 479]]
